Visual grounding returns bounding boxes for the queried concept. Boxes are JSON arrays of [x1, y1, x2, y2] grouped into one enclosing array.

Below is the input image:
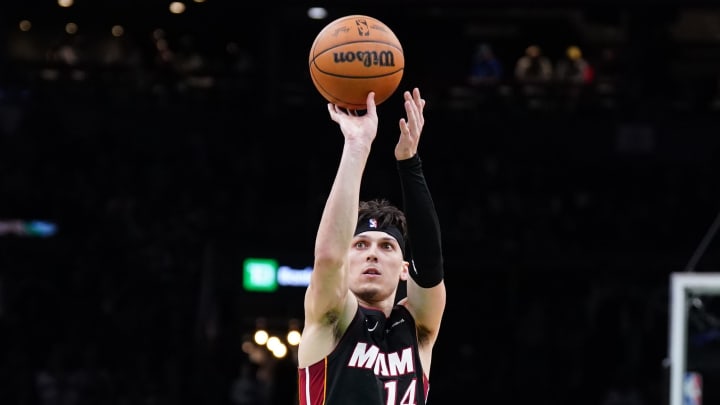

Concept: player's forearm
[[397, 154, 444, 287], [315, 143, 370, 260]]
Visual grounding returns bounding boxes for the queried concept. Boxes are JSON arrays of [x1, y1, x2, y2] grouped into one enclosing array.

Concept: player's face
[[348, 231, 407, 302]]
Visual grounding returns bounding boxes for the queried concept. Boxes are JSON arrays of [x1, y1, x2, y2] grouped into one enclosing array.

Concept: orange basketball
[[309, 15, 404, 110]]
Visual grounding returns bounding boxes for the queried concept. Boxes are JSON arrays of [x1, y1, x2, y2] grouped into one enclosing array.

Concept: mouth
[[362, 267, 381, 276]]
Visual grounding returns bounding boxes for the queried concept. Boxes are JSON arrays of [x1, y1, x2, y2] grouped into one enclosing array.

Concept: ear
[[399, 260, 410, 281]]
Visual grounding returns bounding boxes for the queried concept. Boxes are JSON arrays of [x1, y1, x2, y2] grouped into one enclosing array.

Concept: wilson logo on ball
[[333, 51, 397, 67]]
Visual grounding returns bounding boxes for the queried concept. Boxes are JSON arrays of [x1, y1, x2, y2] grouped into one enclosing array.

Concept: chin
[[355, 286, 389, 303]]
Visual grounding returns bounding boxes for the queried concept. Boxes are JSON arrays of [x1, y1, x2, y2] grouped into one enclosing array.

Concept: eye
[[382, 242, 394, 250], [354, 241, 367, 249]]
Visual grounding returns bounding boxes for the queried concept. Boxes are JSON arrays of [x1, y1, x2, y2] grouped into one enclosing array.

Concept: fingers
[[410, 88, 425, 111], [408, 88, 425, 127], [404, 99, 417, 128], [328, 103, 358, 120], [327, 103, 338, 121], [403, 88, 424, 112], [365, 91, 377, 117], [399, 117, 409, 135], [404, 96, 420, 128], [413, 87, 422, 104]]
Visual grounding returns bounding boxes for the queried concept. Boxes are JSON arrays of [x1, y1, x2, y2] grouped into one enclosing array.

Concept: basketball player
[[297, 87, 446, 405]]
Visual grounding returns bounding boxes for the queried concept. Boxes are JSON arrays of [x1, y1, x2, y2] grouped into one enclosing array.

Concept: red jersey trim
[[298, 357, 328, 405]]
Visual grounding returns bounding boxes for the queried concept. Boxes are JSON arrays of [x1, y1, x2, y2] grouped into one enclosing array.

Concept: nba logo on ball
[[683, 372, 702, 405], [309, 15, 404, 110]]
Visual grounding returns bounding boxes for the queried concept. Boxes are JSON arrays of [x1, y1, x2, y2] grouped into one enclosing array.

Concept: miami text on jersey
[[347, 342, 415, 377]]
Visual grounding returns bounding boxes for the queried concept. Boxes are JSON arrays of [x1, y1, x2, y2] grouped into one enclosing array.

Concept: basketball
[[309, 15, 404, 110]]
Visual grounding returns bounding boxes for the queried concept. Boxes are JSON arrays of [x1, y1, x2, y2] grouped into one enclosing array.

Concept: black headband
[[354, 218, 406, 258]]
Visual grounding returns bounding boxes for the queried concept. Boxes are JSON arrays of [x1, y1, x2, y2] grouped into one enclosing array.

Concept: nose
[[366, 244, 379, 261]]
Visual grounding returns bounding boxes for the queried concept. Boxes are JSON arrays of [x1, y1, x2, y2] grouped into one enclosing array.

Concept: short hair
[[357, 198, 407, 240]]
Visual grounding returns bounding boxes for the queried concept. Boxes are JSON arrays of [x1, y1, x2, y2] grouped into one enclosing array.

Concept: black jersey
[[298, 305, 429, 405]]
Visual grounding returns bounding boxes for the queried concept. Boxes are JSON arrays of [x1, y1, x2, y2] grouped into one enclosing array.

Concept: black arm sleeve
[[397, 154, 444, 288]]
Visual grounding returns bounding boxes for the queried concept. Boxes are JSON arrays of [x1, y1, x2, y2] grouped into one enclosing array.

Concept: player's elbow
[[313, 251, 345, 274]]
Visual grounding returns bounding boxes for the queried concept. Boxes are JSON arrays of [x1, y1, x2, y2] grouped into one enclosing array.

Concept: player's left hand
[[395, 87, 426, 161]]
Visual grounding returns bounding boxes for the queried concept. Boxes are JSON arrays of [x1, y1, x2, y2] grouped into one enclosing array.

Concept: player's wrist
[[397, 153, 421, 167]]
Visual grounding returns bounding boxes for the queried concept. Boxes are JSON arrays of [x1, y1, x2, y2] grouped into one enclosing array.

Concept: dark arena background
[[1, 1, 720, 404]]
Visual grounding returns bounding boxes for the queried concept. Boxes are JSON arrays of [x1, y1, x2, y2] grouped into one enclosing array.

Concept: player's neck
[[357, 298, 394, 318]]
